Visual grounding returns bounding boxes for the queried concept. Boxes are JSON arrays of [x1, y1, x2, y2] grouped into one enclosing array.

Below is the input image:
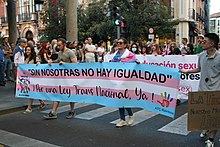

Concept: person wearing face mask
[[111, 38, 140, 128], [130, 43, 140, 55]]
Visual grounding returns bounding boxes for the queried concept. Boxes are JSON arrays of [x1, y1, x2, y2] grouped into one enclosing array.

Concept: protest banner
[[105, 54, 199, 99], [16, 62, 180, 118], [188, 91, 220, 131]]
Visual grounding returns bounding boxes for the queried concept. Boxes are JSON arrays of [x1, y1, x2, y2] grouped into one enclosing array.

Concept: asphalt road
[[0, 101, 219, 147]]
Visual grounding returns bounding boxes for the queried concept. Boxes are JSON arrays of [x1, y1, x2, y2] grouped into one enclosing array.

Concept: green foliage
[[78, 0, 115, 43], [42, 0, 179, 42], [42, 0, 66, 41], [78, 0, 179, 42]]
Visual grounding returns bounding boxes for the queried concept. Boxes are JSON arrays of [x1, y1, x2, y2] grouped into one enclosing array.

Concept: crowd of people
[[0, 33, 220, 147], [1, 33, 219, 88]]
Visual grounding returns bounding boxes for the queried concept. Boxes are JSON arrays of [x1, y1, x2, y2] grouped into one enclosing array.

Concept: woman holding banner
[[23, 46, 45, 113], [110, 37, 140, 127]]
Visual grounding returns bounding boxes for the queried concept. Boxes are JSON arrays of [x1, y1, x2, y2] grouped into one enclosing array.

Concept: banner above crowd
[[105, 55, 199, 99], [16, 62, 180, 118]]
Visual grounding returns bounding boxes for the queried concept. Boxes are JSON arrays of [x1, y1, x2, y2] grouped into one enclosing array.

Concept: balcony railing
[[17, 13, 32, 22]]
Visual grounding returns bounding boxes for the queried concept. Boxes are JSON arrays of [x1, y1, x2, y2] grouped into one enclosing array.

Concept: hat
[[197, 34, 204, 38], [18, 38, 27, 43], [39, 37, 49, 43]]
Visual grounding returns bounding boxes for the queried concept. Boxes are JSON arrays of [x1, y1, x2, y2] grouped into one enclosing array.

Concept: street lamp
[[34, 0, 44, 40], [35, 0, 44, 12]]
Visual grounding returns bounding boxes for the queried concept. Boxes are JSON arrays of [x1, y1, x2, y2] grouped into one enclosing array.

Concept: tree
[[42, 0, 66, 41], [77, 0, 179, 43], [107, 0, 179, 42], [77, 0, 115, 43], [0, 0, 17, 43], [42, 0, 179, 43]]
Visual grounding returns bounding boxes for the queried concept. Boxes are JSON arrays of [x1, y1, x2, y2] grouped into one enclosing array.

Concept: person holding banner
[[180, 33, 220, 147], [111, 38, 139, 127], [23, 46, 45, 113], [43, 38, 77, 120]]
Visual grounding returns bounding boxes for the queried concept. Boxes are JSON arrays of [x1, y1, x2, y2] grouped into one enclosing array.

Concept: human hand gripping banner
[[16, 62, 180, 118]]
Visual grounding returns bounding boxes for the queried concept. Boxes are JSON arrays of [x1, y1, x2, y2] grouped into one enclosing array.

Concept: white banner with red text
[[105, 54, 199, 99]]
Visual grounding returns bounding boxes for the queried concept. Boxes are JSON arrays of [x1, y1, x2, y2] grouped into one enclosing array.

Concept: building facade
[[0, 0, 44, 42], [210, 12, 220, 38], [173, 0, 209, 44]]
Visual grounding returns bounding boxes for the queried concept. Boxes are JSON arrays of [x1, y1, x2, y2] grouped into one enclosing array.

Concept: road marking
[[110, 110, 157, 126], [158, 113, 190, 136], [75, 107, 118, 120], [0, 129, 60, 147], [41, 103, 91, 114]]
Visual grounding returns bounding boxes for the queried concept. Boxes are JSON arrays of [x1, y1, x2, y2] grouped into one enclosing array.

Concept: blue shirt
[[0, 49, 4, 62]]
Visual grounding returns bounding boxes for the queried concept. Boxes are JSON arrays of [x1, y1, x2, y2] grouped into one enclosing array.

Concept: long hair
[[152, 43, 161, 54], [130, 43, 140, 54], [25, 46, 36, 63]]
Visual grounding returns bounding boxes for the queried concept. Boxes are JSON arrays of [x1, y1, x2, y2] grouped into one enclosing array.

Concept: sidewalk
[[0, 82, 44, 115]]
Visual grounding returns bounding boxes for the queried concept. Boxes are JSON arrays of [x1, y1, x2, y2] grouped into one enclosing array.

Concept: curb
[[0, 105, 27, 116], [0, 104, 41, 116]]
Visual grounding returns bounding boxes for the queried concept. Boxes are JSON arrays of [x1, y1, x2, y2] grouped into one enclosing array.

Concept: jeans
[[4, 57, 12, 80], [119, 108, 133, 121], [0, 61, 5, 84]]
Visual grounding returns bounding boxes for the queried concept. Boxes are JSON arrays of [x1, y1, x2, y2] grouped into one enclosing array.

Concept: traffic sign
[[148, 28, 154, 34], [148, 34, 154, 40]]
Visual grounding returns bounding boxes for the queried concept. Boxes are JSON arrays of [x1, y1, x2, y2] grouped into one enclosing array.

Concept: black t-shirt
[[168, 48, 181, 55]]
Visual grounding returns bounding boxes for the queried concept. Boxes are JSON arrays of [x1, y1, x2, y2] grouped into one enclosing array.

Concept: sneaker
[[116, 120, 127, 128], [43, 112, 57, 119], [127, 116, 134, 126], [66, 111, 75, 119], [200, 130, 209, 138], [205, 140, 214, 147], [176, 99, 181, 106], [23, 108, 32, 114]]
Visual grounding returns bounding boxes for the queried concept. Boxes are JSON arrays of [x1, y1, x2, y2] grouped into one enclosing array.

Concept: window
[[18, 0, 34, 21], [210, 20, 215, 27]]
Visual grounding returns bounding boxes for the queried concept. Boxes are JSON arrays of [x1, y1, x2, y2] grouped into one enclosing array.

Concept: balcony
[[17, 13, 32, 22], [0, 17, 8, 24]]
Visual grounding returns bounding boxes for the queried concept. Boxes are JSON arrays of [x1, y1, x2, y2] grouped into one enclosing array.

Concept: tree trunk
[[66, 0, 77, 42], [7, 0, 17, 43]]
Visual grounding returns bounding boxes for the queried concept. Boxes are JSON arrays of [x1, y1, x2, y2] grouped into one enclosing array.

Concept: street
[[0, 94, 219, 147]]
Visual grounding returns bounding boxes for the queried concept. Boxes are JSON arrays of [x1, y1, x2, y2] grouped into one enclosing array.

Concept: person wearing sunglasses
[[110, 38, 140, 127], [168, 42, 181, 55], [180, 33, 220, 147]]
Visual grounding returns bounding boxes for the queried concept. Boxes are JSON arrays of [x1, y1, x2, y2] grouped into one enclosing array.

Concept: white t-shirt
[[85, 44, 96, 58], [97, 47, 105, 53]]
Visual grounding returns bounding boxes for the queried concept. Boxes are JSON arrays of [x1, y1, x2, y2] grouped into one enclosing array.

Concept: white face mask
[[132, 48, 137, 52]]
